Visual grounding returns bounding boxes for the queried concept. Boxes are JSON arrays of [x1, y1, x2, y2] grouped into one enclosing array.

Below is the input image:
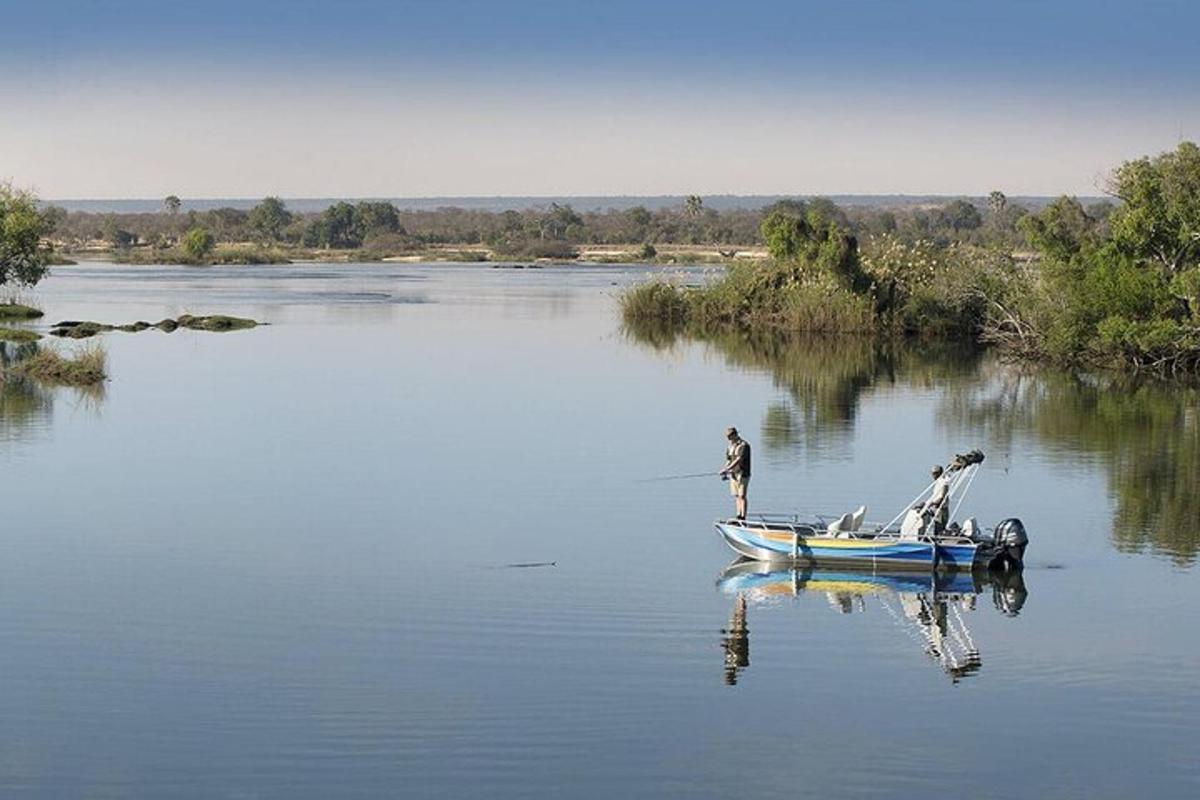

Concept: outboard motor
[[989, 518, 1028, 570]]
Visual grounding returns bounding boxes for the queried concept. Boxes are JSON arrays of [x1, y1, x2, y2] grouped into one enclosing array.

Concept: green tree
[[1108, 141, 1200, 275], [940, 199, 983, 231], [354, 200, 401, 239], [304, 202, 360, 248], [0, 183, 51, 287], [163, 195, 181, 215], [988, 191, 1007, 214], [684, 195, 704, 218], [180, 227, 216, 261], [1019, 196, 1096, 260], [538, 203, 583, 240], [760, 210, 812, 260], [247, 196, 292, 242]]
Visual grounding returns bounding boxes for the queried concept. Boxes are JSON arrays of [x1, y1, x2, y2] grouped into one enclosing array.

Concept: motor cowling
[[990, 518, 1028, 570], [995, 518, 1028, 548]]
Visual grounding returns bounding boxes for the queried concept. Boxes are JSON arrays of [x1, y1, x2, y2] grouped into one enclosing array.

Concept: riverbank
[[61, 242, 768, 266]]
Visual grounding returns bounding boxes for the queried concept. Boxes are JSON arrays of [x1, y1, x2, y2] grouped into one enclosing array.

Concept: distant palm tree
[[164, 195, 181, 215], [684, 195, 704, 218], [988, 191, 1007, 215]]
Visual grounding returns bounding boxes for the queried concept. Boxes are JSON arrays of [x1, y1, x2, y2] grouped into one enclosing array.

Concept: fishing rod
[[638, 471, 723, 483]]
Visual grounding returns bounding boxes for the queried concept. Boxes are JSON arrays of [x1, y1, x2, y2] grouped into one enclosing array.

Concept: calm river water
[[2, 262, 1198, 798]]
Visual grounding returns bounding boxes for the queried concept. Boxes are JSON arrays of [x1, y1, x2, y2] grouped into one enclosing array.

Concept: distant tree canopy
[[940, 199, 983, 232], [163, 195, 181, 215], [39, 194, 1052, 255], [1, 183, 51, 287], [1018, 196, 1099, 260], [248, 196, 292, 242], [302, 201, 405, 248]]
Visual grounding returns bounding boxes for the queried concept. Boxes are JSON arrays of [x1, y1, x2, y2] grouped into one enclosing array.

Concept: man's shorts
[[729, 476, 749, 498]]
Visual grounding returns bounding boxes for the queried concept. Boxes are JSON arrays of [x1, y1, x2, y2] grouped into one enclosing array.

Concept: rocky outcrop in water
[[50, 315, 261, 339]]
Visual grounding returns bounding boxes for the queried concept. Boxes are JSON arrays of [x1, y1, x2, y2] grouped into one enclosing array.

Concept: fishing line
[[637, 471, 722, 483]]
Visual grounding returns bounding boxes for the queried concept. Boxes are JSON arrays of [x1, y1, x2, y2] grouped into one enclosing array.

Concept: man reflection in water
[[720, 595, 749, 685], [721, 427, 751, 520]]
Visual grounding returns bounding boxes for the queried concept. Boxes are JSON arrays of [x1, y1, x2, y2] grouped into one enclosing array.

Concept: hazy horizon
[[3, 0, 1197, 198]]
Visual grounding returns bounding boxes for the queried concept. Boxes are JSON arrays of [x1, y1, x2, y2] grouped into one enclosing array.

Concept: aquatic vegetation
[[619, 280, 689, 325], [0, 302, 44, 320], [5, 343, 106, 386], [0, 327, 41, 343]]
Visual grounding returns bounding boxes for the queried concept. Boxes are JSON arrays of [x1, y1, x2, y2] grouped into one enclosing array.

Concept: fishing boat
[[714, 449, 1028, 570]]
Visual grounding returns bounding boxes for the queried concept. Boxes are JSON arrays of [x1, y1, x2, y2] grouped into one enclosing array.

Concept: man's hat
[[726, 426, 739, 437]]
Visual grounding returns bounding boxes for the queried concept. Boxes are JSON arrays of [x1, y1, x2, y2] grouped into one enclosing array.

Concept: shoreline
[[56, 242, 769, 267]]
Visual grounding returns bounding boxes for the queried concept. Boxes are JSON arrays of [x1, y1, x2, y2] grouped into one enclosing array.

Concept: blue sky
[[2, 0, 1197, 197]]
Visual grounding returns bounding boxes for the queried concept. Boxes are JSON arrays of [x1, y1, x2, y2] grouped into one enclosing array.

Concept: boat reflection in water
[[717, 561, 1027, 684]]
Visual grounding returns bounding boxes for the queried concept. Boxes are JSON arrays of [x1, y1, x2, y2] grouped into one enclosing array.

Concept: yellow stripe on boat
[[758, 530, 887, 548]]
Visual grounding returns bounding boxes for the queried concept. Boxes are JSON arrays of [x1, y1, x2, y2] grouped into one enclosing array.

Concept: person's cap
[[931, 464, 944, 475], [726, 426, 738, 437]]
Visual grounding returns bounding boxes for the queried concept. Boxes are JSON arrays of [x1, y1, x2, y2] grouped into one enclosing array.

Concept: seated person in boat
[[721, 427, 751, 520], [920, 465, 951, 533]]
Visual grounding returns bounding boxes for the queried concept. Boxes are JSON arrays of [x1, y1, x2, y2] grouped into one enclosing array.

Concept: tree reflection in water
[[622, 319, 981, 460], [938, 367, 1200, 565], [624, 318, 1200, 563]]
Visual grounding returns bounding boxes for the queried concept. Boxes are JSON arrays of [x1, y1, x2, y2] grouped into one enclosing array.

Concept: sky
[[1, 0, 1198, 199]]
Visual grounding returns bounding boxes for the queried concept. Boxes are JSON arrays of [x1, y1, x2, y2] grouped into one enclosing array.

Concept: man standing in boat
[[721, 427, 751, 520]]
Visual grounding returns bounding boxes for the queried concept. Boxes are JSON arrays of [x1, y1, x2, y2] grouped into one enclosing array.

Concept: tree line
[[36, 192, 1058, 258]]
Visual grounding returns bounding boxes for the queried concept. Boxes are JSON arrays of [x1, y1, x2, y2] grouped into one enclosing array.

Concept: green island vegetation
[[2, 344, 107, 386], [0, 302, 44, 320], [623, 142, 1200, 376], [0, 327, 41, 343]]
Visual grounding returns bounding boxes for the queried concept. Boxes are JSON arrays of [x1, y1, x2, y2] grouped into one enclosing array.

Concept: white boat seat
[[849, 505, 866, 531], [827, 512, 854, 538], [962, 517, 979, 540], [900, 508, 926, 540]]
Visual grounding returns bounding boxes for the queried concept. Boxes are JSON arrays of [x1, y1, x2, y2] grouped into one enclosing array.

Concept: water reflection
[[1, 342, 105, 442], [719, 595, 750, 685], [939, 367, 1200, 564], [718, 561, 1027, 684], [623, 320, 981, 459], [625, 319, 1200, 564]]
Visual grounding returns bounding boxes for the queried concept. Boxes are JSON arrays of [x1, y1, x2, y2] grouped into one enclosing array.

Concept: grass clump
[[0, 303, 43, 320], [620, 281, 690, 324], [0, 327, 41, 343], [7, 344, 106, 386]]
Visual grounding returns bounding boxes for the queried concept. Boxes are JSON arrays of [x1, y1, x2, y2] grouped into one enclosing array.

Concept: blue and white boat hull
[[715, 520, 981, 570]]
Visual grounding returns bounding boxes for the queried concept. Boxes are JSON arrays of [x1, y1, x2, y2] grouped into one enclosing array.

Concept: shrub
[[180, 227, 216, 261]]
